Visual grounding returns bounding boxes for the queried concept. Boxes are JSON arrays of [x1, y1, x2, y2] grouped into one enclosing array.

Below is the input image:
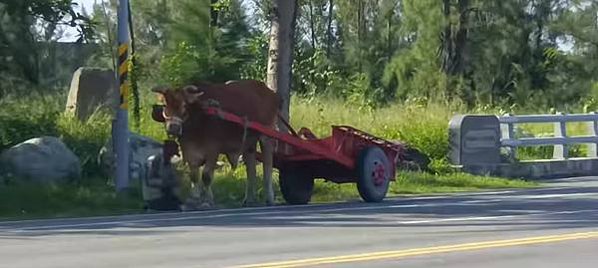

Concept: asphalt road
[[1, 177, 597, 268]]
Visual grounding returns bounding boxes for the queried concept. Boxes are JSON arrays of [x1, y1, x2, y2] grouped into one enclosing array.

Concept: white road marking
[[513, 193, 597, 199], [1, 187, 558, 225], [1, 187, 592, 232], [397, 209, 598, 224], [2, 202, 475, 232]]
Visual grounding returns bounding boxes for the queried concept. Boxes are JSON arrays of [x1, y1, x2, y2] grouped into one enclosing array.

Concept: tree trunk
[[309, 0, 317, 49], [387, 9, 392, 60], [441, 0, 453, 74], [326, 0, 334, 57], [210, 0, 219, 28], [442, 0, 469, 76], [453, 0, 469, 75], [266, 0, 299, 130], [357, 0, 363, 72]]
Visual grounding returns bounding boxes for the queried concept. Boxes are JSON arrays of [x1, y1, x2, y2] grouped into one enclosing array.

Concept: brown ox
[[152, 80, 280, 208]]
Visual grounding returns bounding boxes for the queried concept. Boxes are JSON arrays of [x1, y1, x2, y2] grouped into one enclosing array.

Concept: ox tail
[[274, 92, 298, 136], [277, 112, 298, 137]]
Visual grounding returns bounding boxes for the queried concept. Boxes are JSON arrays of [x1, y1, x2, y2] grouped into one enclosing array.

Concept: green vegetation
[[0, 95, 538, 221], [0, 181, 142, 221], [6, 0, 595, 219], [0, 170, 536, 221]]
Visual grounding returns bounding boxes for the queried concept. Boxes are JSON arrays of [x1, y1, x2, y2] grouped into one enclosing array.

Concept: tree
[[266, 0, 299, 127], [0, 0, 94, 94]]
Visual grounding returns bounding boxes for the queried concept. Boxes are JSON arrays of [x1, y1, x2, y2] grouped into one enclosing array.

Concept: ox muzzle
[[164, 115, 184, 137], [151, 104, 185, 137]]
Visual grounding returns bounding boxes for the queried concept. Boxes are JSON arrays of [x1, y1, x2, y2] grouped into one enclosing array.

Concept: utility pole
[[266, 0, 299, 131], [114, 0, 131, 192]]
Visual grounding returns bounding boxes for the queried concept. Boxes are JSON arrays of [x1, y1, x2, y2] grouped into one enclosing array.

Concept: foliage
[[1, 93, 540, 220], [0, 94, 61, 151], [5, 0, 598, 219], [0, 0, 94, 96], [5, 0, 598, 108], [0, 93, 111, 178]]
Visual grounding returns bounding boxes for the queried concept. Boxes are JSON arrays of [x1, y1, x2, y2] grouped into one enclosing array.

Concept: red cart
[[152, 105, 405, 205]]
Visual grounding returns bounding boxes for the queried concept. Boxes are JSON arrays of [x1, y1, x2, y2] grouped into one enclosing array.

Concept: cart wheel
[[279, 168, 314, 205], [356, 147, 391, 203]]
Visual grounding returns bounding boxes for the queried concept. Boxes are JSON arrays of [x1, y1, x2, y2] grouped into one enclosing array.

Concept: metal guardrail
[[499, 112, 598, 160]]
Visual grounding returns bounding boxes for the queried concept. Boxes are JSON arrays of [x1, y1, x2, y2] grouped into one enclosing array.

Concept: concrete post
[[501, 113, 517, 162], [588, 112, 598, 158], [553, 112, 568, 159], [114, 0, 131, 192], [449, 115, 501, 166]]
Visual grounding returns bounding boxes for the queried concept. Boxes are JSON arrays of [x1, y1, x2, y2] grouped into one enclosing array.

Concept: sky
[[59, 0, 96, 42], [61, 0, 576, 51], [60, 0, 260, 42]]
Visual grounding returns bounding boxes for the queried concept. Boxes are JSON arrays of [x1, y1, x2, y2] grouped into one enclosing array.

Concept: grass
[[289, 98, 455, 162], [309, 172, 537, 203], [514, 122, 593, 160], [0, 92, 540, 221], [0, 171, 537, 221], [0, 181, 143, 221]]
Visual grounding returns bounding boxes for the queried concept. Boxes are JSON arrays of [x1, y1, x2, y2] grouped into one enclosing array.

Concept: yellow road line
[[231, 231, 598, 268]]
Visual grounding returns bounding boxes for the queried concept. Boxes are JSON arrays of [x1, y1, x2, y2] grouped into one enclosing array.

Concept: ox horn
[[182, 85, 202, 94], [151, 85, 169, 94], [182, 85, 204, 103]]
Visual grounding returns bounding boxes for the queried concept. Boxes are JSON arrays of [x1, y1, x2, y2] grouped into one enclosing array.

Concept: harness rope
[[203, 98, 250, 165], [239, 115, 249, 160]]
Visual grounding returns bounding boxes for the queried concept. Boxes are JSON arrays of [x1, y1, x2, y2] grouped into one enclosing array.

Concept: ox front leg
[[260, 137, 275, 206], [200, 155, 218, 209], [242, 145, 259, 207], [181, 162, 202, 211]]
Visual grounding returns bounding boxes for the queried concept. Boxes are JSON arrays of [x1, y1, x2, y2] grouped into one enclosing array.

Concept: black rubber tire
[[279, 168, 314, 205], [356, 146, 392, 203]]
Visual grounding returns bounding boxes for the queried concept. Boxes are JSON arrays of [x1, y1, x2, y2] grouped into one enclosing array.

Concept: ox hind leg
[[259, 136, 275, 206], [242, 143, 259, 207]]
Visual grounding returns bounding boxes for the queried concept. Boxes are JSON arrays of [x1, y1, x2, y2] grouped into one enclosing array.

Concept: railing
[[499, 112, 598, 160]]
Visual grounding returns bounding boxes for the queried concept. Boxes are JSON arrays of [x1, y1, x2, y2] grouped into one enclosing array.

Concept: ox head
[[152, 85, 204, 137]]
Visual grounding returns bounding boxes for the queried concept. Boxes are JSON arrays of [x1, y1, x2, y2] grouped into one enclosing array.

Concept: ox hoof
[[242, 199, 261, 208], [200, 201, 215, 210], [180, 203, 198, 212], [180, 198, 202, 211]]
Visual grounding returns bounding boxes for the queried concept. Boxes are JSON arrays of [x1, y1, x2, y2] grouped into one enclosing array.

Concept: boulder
[[98, 133, 175, 183], [65, 67, 118, 121], [0, 136, 81, 184]]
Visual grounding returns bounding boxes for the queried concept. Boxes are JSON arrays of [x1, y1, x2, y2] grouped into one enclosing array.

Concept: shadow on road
[[1, 185, 597, 238]]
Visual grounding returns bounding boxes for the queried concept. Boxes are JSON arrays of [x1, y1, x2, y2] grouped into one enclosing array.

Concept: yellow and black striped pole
[[118, 43, 129, 110], [114, 0, 131, 192]]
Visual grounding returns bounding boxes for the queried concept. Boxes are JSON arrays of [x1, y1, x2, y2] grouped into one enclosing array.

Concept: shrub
[[0, 94, 61, 151], [0, 93, 112, 179]]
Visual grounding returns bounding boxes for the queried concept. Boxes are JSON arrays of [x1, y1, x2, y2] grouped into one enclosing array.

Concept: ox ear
[[182, 85, 205, 104]]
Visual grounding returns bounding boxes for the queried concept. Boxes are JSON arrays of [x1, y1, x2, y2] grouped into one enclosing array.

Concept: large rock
[[98, 133, 174, 183], [65, 67, 118, 121], [0, 137, 81, 184]]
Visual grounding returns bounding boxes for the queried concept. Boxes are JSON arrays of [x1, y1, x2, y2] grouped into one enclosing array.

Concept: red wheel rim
[[372, 160, 386, 186]]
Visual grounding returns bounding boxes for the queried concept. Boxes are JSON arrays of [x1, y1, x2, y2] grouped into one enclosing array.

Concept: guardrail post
[[553, 112, 568, 159], [588, 112, 598, 158], [501, 113, 517, 162]]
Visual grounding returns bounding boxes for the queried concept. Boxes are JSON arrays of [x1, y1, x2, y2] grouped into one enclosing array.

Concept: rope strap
[[239, 116, 249, 156]]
